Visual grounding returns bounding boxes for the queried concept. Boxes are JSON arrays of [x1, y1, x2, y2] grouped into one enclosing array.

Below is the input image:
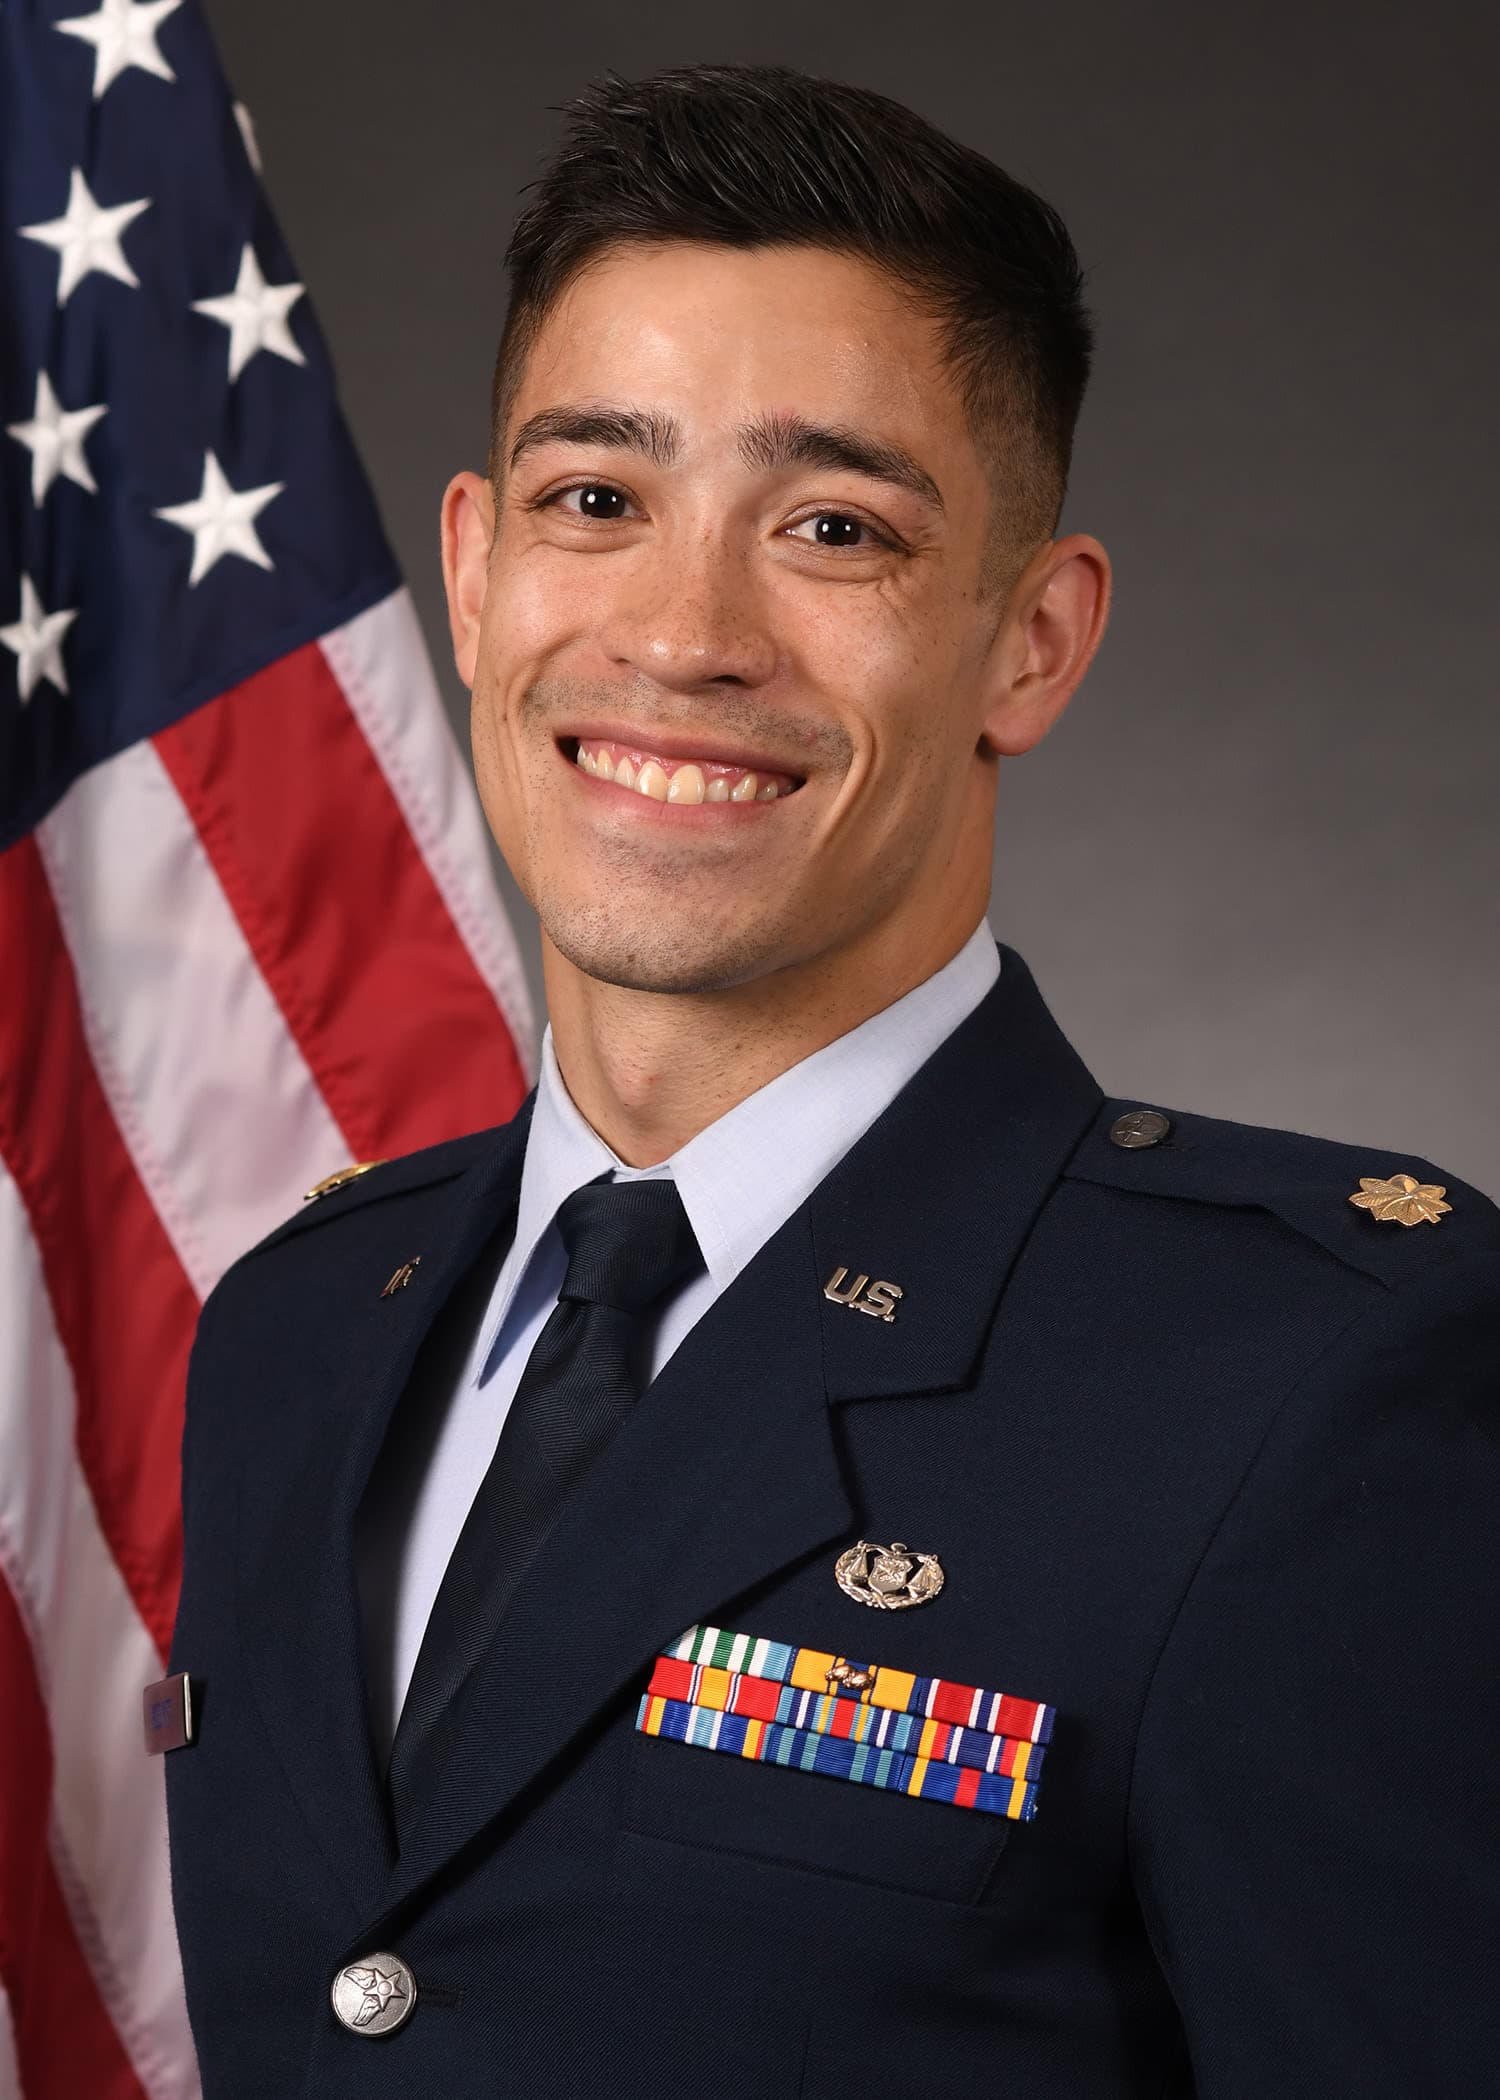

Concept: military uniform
[[163, 944, 1500, 2096]]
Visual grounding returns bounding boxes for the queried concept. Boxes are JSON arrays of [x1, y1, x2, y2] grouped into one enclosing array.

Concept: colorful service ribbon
[[637, 1621, 1055, 1821]]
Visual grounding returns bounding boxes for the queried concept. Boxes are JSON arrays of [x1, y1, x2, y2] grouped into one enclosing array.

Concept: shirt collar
[[509, 920, 1000, 1304]]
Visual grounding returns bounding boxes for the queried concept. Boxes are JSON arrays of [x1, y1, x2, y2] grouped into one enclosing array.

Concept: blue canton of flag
[[1, 0, 398, 847]]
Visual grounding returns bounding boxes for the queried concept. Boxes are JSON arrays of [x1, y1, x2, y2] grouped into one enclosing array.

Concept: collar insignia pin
[[823, 1265, 903, 1323], [303, 1160, 384, 1203], [835, 1538, 945, 1610], [379, 1257, 422, 1298], [1348, 1173, 1451, 1226]]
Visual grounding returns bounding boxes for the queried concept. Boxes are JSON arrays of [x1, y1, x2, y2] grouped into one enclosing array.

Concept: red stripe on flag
[[0, 840, 191, 1656], [155, 646, 528, 1162], [0, 1572, 152, 2100]]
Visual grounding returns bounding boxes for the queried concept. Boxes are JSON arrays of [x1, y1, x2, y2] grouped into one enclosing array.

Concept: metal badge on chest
[[835, 1539, 945, 1609]]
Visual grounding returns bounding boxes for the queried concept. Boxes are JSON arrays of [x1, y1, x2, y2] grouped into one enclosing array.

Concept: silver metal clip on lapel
[[143, 1672, 194, 1753]]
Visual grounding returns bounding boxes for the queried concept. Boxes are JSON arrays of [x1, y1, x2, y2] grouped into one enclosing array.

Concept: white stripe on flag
[[0, 1165, 200, 2100], [320, 588, 537, 1076], [0, 1983, 20, 2100], [35, 743, 351, 1299]]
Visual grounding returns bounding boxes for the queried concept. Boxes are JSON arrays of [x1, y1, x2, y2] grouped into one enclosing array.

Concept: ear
[[439, 470, 497, 690], [979, 533, 1112, 757]]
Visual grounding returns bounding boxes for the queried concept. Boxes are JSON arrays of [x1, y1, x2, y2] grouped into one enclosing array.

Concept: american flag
[[0, 3, 534, 2091]]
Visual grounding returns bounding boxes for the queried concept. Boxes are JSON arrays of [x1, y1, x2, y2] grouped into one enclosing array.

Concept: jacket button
[[1109, 1108, 1173, 1149], [330, 1951, 417, 2036]]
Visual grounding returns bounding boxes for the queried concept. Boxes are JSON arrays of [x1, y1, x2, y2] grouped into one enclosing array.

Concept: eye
[[785, 511, 895, 552], [538, 482, 635, 521]]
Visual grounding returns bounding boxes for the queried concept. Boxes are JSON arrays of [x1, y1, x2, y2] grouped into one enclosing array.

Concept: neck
[[541, 907, 987, 1168]]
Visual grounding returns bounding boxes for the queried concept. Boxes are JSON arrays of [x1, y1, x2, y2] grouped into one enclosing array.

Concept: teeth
[[575, 742, 793, 806]]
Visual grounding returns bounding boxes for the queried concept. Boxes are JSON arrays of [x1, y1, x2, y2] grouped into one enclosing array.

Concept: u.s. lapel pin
[[835, 1538, 945, 1609], [823, 1264, 903, 1323], [379, 1257, 421, 1298]]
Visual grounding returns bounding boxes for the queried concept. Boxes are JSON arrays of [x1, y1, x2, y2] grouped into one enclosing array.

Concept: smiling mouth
[[561, 736, 805, 805]]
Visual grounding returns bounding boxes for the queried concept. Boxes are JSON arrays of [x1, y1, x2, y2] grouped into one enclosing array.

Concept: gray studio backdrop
[[206, 0, 1499, 1195]]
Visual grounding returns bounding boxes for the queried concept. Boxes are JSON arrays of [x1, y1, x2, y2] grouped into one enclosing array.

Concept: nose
[[597, 525, 778, 694]]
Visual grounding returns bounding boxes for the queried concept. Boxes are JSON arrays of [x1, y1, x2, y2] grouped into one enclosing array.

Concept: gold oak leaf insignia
[[1348, 1173, 1452, 1227]]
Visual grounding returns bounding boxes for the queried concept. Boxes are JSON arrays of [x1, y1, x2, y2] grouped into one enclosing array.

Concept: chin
[[540, 899, 794, 998]]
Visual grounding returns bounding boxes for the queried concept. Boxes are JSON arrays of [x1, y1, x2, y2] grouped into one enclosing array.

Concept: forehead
[[513, 241, 973, 460]]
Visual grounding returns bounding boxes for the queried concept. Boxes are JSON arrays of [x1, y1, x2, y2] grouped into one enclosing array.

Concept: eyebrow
[[507, 402, 945, 515]]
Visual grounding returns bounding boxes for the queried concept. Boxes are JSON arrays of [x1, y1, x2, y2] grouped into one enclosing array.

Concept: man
[[163, 61, 1500, 2097]]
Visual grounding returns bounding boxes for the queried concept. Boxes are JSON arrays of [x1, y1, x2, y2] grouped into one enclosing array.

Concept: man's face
[[452, 241, 1044, 996]]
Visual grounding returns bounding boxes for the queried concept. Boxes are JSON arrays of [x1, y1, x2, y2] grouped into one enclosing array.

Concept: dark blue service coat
[[165, 944, 1500, 2096]]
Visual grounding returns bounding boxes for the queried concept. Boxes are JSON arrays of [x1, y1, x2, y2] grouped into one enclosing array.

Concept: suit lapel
[[811, 942, 1103, 1400], [235, 1102, 533, 1916], [366, 942, 1103, 1929]]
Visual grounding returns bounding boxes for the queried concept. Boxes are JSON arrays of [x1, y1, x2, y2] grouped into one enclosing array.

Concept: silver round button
[[1109, 1108, 1173, 1150], [330, 1951, 417, 2037]]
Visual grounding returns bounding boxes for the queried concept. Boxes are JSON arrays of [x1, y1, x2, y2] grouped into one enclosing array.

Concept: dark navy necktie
[[386, 1174, 703, 1830]]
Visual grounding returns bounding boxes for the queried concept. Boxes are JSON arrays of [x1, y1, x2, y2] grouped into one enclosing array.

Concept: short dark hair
[[489, 63, 1094, 594]]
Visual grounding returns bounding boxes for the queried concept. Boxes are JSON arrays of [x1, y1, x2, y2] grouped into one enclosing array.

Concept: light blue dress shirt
[[374, 920, 1001, 1737]]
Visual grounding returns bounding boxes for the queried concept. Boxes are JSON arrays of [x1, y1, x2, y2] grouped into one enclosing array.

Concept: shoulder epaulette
[[1063, 1097, 1500, 1291]]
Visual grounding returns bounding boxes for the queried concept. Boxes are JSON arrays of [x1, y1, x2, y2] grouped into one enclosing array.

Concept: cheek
[[466, 696, 515, 852], [468, 688, 502, 784], [479, 549, 576, 677], [467, 553, 576, 792], [811, 595, 964, 794]]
